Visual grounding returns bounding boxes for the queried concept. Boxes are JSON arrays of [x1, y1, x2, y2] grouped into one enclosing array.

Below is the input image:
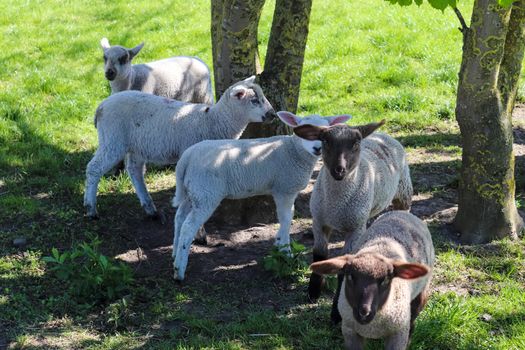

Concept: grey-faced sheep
[[311, 210, 434, 350], [171, 112, 351, 281], [84, 76, 275, 219], [293, 120, 413, 323], [100, 38, 214, 104]]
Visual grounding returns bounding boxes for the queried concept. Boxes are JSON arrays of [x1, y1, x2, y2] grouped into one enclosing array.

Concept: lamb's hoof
[[194, 235, 207, 246], [147, 210, 166, 225], [84, 210, 99, 220]]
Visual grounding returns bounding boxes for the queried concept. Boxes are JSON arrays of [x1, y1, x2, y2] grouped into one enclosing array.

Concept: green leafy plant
[[262, 240, 309, 278], [43, 236, 133, 303]]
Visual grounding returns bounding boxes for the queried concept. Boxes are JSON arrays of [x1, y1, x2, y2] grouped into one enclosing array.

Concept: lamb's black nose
[[105, 69, 116, 80], [335, 165, 345, 174], [313, 146, 321, 155]]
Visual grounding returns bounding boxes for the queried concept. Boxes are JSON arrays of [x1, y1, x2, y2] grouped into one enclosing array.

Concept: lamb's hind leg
[[126, 154, 158, 218], [84, 147, 125, 218], [392, 164, 413, 210], [308, 221, 332, 302]]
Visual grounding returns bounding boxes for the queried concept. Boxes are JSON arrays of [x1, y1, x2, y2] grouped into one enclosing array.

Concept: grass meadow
[[1, 0, 525, 349]]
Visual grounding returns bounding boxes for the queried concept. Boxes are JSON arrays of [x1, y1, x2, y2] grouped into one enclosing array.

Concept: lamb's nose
[[313, 146, 321, 155], [335, 165, 345, 174], [359, 306, 371, 318]]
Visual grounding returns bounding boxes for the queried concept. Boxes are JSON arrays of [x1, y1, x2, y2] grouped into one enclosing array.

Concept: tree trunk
[[211, 0, 313, 226], [454, 0, 525, 243]]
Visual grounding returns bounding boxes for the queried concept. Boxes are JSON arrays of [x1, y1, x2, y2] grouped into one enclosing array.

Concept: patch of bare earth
[[110, 106, 525, 306]]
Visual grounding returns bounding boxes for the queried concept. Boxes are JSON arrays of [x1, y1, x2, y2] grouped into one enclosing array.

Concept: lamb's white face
[[277, 112, 352, 156], [229, 76, 276, 123], [100, 38, 143, 82]]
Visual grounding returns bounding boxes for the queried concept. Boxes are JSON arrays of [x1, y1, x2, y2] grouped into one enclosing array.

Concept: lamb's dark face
[[321, 126, 362, 181], [343, 254, 395, 325]]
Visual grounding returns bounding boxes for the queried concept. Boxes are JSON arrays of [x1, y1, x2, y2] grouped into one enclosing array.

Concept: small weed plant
[[262, 240, 309, 278], [43, 236, 133, 303]]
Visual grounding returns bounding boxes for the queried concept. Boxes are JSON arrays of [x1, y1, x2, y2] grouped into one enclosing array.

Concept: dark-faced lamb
[[84, 76, 275, 219], [311, 211, 434, 350], [171, 112, 351, 281], [293, 120, 413, 322], [100, 38, 214, 104]]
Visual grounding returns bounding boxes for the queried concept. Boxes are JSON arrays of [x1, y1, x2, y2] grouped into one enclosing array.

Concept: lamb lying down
[[171, 112, 351, 281], [311, 211, 435, 350]]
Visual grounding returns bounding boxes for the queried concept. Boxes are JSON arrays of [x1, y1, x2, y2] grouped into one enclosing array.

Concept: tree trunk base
[[453, 207, 524, 244]]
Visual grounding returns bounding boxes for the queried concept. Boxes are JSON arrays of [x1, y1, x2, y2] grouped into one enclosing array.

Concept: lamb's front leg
[[273, 193, 297, 254]]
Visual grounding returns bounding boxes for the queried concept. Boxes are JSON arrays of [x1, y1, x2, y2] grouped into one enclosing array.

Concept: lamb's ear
[[392, 261, 429, 279], [230, 85, 247, 100], [294, 124, 326, 141], [277, 111, 300, 127], [241, 75, 256, 84], [100, 37, 111, 50], [356, 119, 385, 139], [327, 115, 352, 126], [310, 255, 352, 275], [129, 42, 145, 60]]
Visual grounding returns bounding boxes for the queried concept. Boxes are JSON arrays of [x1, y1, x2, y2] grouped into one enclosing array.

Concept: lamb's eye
[[119, 55, 128, 64], [103, 55, 107, 62], [250, 97, 259, 105], [352, 142, 360, 150], [379, 277, 389, 287]]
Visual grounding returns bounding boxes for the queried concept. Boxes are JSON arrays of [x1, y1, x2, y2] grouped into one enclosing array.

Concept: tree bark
[[211, 0, 313, 225], [454, 0, 525, 243]]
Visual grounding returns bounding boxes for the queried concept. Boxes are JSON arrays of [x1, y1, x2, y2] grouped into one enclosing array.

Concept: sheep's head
[[293, 120, 385, 180], [226, 76, 276, 123], [100, 38, 144, 82], [283, 112, 352, 156], [310, 253, 429, 325]]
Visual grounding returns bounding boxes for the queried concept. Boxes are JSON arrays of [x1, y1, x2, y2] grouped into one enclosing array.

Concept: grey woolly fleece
[[311, 132, 412, 242], [339, 211, 435, 341]]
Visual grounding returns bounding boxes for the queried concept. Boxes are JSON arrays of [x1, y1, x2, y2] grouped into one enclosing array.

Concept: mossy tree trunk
[[454, 0, 525, 243], [211, 0, 313, 225]]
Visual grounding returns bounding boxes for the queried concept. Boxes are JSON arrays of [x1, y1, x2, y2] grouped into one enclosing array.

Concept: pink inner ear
[[329, 115, 351, 126], [277, 112, 299, 126], [235, 90, 246, 99]]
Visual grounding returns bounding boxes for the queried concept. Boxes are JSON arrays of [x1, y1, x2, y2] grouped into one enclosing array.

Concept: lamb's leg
[[392, 164, 413, 210], [343, 327, 365, 350], [126, 154, 157, 218], [409, 288, 429, 337], [173, 201, 219, 281], [331, 225, 365, 324], [308, 222, 332, 302], [84, 148, 125, 218], [173, 199, 191, 258], [384, 330, 409, 350], [273, 193, 297, 254]]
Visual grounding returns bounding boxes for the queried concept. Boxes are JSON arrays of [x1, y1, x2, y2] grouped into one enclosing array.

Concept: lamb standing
[[310, 211, 434, 350], [171, 112, 351, 281], [293, 120, 413, 322], [100, 37, 214, 104], [84, 76, 275, 218]]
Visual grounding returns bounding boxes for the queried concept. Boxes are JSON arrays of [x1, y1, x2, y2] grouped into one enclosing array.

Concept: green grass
[[1, 0, 525, 349]]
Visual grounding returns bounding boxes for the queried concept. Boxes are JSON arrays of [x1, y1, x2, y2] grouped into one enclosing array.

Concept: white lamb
[[293, 120, 413, 323], [311, 210, 434, 350], [84, 76, 275, 219], [100, 38, 214, 104], [171, 112, 352, 281]]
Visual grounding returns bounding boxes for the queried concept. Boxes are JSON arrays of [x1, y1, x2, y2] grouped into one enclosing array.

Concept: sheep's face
[[282, 113, 352, 156], [100, 38, 144, 82], [310, 253, 430, 325], [293, 121, 385, 180], [229, 77, 276, 123]]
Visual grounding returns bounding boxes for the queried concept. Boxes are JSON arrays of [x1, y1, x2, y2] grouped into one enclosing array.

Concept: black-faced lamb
[[84, 76, 275, 219], [171, 112, 351, 281], [311, 211, 434, 350], [100, 37, 214, 104], [293, 120, 413, 322]]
